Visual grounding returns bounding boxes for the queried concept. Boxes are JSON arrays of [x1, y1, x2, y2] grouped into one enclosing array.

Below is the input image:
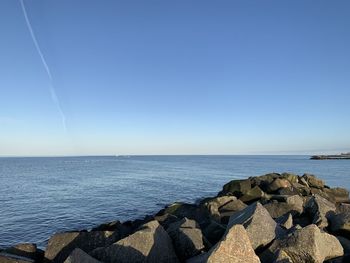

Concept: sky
[[0, 0, 350, 156]]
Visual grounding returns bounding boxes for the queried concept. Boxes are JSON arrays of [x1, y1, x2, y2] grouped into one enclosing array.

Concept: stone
[[302, 173, 325, 189], [267, 224, 343, 263], [202, 196, 238, 221], [228, 202, 277, 250], [166, 218, 206, 261], [220, 179, 251, 197], [90, 220, 179, 263], [44, 230, 120, 263], [336, 236, 350, 254], [266, 179, 291, 193], [305, 194, 336, 228], [239, 186, 265, 203], [187, 224, 260, 263], [330, 212, 350, 235], [324, 188, 350, 203], [0, 253, 34, 263], [291, 182, 311, 196], [337, 203, 350, 214], [219, 199, 247, 224], [273, 249, 293, 263], [276, 213, 293, 230], [264, 195, 303, 218], [3, 243, 37, 261], [202, 220, 226, 245], [63, 248, 101, 263], [281, 173, 299, 184]]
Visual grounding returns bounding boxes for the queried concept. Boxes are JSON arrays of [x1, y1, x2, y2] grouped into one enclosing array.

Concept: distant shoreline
[[310, 153, 350, 160]]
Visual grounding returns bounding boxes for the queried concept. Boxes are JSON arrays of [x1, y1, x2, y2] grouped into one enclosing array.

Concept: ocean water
[[0, 155, 349, 248]]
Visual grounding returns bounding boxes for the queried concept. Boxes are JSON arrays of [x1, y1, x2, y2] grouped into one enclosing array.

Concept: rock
[[219, 199, 247, 224], [266, 179, 291, 193], [159, 202, 209, 227], [220, 179, 251, 197], [302, 173, 325, 189], [228, 202, 277, 250], [264, 195, 303, 218], [202, 220, 226, 245], [273, 249, 293, 263], [330, 212, 350, 235], [306, 194, 336, 228], [3, 243, 37, 261], [276, 213, 293, 230], [0, 253, 34, 263], [187, 224, 260, 263], [166, 218, 206, 261], [267, 224, 343, 263], [239, 186, 265, 203], [337, 203, 350, 214], [324, 188, 350, 203], [202, 196, 238, 221], [44, 230, 121, 263], [63, 248, 101, 263], [336, 236, 350, 254], [281, 173, 299, 184], [90, 220, 179, 263], [291, 182, 311, 196]]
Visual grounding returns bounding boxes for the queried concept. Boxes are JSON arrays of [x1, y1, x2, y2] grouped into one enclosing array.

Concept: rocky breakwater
[[1, 173, 350, 263]]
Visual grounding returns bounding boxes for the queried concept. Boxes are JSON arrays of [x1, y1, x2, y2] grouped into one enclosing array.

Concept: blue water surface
[[0, 155, 349, 248]]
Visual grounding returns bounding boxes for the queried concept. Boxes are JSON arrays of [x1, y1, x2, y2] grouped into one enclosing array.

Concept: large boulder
[[266, 178, 291, 193], [266, 224, 343, 263], [324, 188, 350, 203], [239, 186, 265, 203], [2, 243, 38, 261], [90, 220, 179, 263], [330, 212, 350, 236], [202, 196, 238, 221], [166, 218, 206, 261], [0, 253, 34, 263], [44, 230, 120, 263], [202, 220, 226, 245], [63, 248, 101, 263], [302, 174, 325, 189], [228, 202, 277, 250], [187, 224, 260, 263], [275, 213, 293, 230], [305, 194, 336, 228], [220, 179, 251, 197], [264, 195, 304, 218]]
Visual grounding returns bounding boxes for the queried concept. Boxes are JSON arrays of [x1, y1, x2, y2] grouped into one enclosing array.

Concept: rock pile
[[1, 173, 349, 263]]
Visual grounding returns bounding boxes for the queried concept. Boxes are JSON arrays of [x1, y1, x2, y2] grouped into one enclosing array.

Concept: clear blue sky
[[1, 0, 349, 156]]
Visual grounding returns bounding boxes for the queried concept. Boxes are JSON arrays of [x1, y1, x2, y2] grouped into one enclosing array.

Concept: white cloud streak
[[20, 0, 67, 132]]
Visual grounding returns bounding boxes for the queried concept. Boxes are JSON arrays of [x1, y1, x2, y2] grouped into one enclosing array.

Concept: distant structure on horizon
[[310, 152, 350, 160]]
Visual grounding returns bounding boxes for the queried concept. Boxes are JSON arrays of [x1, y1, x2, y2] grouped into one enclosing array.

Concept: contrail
[[20, 0, 67, 132]]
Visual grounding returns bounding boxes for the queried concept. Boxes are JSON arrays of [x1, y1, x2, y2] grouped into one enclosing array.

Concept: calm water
[[0, 155, 349, 248]]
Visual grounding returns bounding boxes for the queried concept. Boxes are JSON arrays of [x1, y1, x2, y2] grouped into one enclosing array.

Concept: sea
[[0, 155, 349, 248]]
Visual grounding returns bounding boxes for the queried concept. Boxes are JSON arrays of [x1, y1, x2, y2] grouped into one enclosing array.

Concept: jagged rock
[[302, 174, 325, 189], [266, 179, 291, 193], [44, 230, 121, 263], [291, 182, 311, 196], [264, 195, 303, 218], [202, 220, 226, 245], [63, 248, 101, 263], [2, 243, 37, 261], [158, 202, 209, 227], [273, 249, 293, 263], [219, 199, 247, 224], [306, 194, 336, 228], [276, 213, 293, 230], [266, 224, 343, 263], [187, 224, 260, 263], [166, 218, 206, 261], [220, 179, 251, 197], [330, 212, 350, 235], [202, 196, 238, 221], [281, 173, 299, 184], [239, 186, 265, 203], [0, 253, 34, 263], [228, 202, 277, 250], [90, 220, 179, 263], [324, 188, 350, 203]]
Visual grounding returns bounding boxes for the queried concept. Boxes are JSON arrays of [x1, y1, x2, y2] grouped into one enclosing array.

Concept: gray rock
[[2, 243, 37, 261], [276, 213, 293, 230], [220, 179, 251, 197], [187, 224, 260, 263], [63, 248, 101, 263], [330, 211, 350, 235], [305, 194, 336, 228], [264, 195, 303, 218], [90, 220, 179, 263], [324, 188, 350, 203], [239, 186, 265, 203], [202, 220, 226, 245], [302, 173, 325, 189], [228, 202, 277, 250], [167, 218, 206, 261], [44, 230, 120, 263], [202, 196, 238, 221], [267, 224, 343, 263], [0, 253, 34, 263], [266, 178, 291, 193]]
